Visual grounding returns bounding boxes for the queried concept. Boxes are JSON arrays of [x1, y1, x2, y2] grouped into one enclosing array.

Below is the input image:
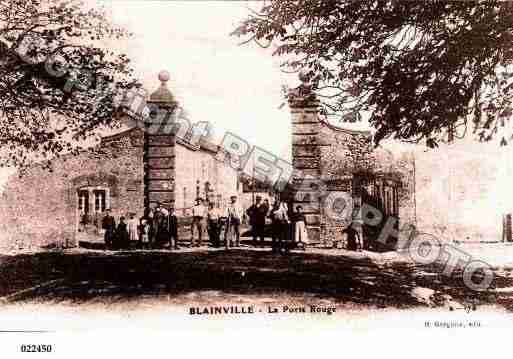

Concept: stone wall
[[0, 131, 144, 251], [0, 124, 246, 251], [288, 85, 409, 247], [318, 124, 374, 245], [289, 88, 376, 245]]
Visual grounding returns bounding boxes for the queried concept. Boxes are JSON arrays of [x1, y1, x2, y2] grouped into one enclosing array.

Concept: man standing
[[147, 208, 155, 245], [153, 202, 169, 248], [246, 195, 268, 246], [273, 200, 290, 254], [342, 222, 362, 251], [151, 205, 161, 247], [101, 209, 116, 249], [207, 202, 222, 248], [168, 206, 179, 250], [225, 195, 243, 248], [191, 198, 206, 247], [293, 205, 308, 250], [269, 200, 280, 253]]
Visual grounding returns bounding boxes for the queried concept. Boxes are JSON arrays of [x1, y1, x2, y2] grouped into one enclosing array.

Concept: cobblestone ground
[[0, 243, 512, 312]]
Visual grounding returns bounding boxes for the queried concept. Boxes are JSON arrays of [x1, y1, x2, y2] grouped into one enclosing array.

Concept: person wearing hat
[[246, 195, 269, 246], [271, 199, 290, 254], [342, 221, 362, 251], [101, 209, 116, 249], [151, 203, 161, 247], [147, 208, 155, 245], [207, 202, 222, 248], [153, 202, 169, 248], [191, 197, 206, 247], [225, 195, 243, 248], [293, 205, 308, 250]]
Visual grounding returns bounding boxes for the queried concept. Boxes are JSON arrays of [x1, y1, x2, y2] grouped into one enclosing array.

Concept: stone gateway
[[0, 73, 407, 251]]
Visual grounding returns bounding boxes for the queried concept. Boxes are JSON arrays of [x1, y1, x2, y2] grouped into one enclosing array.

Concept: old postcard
[[0, 0, 512, 357]]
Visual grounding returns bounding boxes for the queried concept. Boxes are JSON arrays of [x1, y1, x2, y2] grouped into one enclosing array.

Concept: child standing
[[139, 218, 150, 249]]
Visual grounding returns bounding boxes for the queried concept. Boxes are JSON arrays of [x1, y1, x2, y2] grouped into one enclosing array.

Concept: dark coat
[[154, 210, 169, 242], [168, 214, 178, 237], [342, 226, 360, 250], [116, 222, 129, 248], [247, 203, 268, 226], [102, 215, 116, 231]]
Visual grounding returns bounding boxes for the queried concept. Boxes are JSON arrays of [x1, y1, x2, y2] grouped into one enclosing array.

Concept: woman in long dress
[[116, 216, 129, 249], [127, 213, 139, 244]]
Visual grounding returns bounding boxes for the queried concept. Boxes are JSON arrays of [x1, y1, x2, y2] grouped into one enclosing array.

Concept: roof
[[100, 126, 221, 155], [100, 127, 136, 143], [319, 119, 372, 137]]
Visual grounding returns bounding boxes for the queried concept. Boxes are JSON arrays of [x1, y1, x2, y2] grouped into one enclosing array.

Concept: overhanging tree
[[0, 0, 139, 169], [233, 0, 513, 147]]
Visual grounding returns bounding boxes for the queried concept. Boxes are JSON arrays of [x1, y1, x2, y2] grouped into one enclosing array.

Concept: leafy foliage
[[234, 0, 513, 147], [0, 0, 139, 169]]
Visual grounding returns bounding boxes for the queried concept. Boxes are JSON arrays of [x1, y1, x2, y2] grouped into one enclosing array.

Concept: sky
[[103, 0, 299, 158]]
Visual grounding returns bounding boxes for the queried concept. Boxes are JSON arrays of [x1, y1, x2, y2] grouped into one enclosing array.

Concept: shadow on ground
[[0, 249, 503, 310]]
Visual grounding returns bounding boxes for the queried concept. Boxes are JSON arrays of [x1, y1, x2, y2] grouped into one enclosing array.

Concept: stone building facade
[[0, 74, 242, 250], [0, 129, 144, 249], [0, 127, 242, 250]]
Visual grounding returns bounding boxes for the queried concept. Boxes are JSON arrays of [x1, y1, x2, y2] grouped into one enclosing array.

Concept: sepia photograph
[[0, 0, 513, 357]]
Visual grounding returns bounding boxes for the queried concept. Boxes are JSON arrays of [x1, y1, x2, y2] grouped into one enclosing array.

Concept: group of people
[[190, 195, 243, 248], [101, 204, 179, 250], [99, 194, 311, 253], [192, 194, 309, 252], [246, 195, 310, 253]]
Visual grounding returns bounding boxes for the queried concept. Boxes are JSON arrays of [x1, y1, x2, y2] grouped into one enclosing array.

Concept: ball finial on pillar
[[158, 70, 170, 83], [149, 70, 176, 104]]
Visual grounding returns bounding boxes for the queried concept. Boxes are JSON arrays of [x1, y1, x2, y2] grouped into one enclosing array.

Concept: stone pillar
[[289, 84, 322, 243], [144, 71, 178, 212]]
